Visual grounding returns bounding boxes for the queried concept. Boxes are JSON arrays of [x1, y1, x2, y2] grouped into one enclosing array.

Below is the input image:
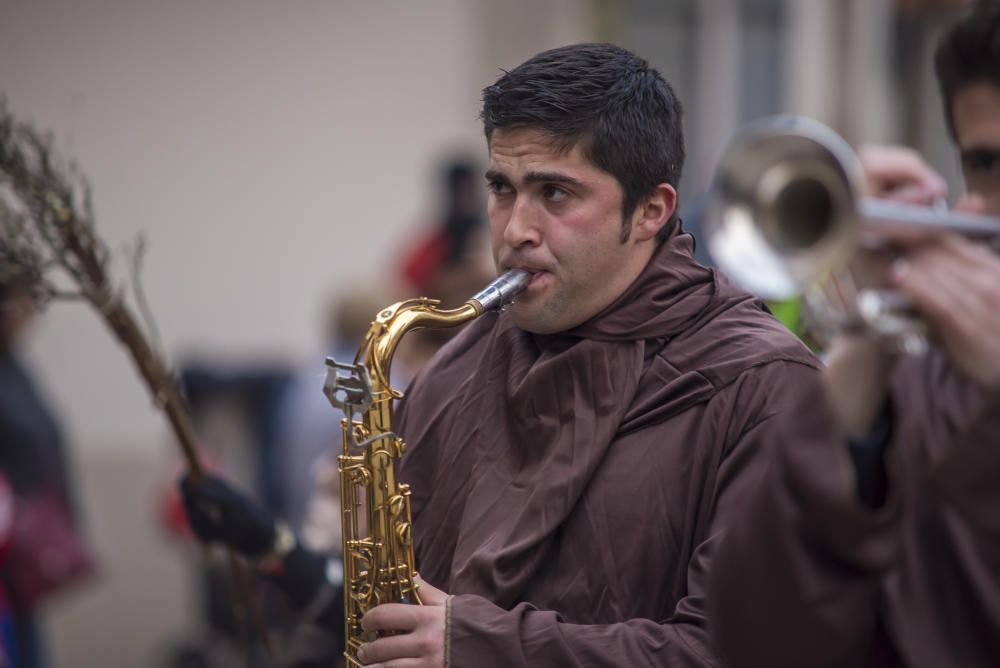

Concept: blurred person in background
[[394, 157, 497, 379], [162, 356, 294, 666], [178, 472, 344, 668], [175, 274, 500, 667], [0, 277, 93, 668], [709, 3, 1000, 666], [399, 159, 491, 297], [394, 262, 498, 377], [273, 288, 386, 542], [0, 471, 15, 665], [280, 157, 494, 548], [354, 42, 819, 667], [175, 170, 500, 666], [162, 292, 365, 666]]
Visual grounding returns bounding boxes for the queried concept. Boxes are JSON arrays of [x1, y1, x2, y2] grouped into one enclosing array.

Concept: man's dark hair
[[934, 1, 1000, 139], [481, 43, 684, 243]]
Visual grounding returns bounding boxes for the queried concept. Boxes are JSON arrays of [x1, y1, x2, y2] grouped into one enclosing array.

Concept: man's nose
[[503, 196, 541, 248]]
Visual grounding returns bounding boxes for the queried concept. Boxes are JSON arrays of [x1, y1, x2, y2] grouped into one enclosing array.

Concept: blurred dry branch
[[0, 99, 271, 660], [0, 98, 203, 471]]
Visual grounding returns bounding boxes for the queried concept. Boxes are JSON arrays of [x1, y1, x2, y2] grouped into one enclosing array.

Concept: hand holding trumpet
[[857, 146, 1000, 391], [825, 146, 1000, 435]]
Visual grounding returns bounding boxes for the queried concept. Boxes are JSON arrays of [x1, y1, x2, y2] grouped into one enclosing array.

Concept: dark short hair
[[934, 1, 1000, 138], [481, 43, 685, 242]]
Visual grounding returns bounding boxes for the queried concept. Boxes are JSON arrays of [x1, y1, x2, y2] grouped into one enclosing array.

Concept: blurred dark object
[[893, 0, 972, 15], [176, 363, 291, 647], [161, 645, 211, 668], [180, 474, 276, 559], [180, 364, 293, 514], [440, 161, 483, 265], [176, 472, 345, 667], [173, 363, 351, 664]]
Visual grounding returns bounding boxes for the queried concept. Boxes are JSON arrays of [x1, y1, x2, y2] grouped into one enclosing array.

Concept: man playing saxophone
[[354, 42, 820, 667], [708, 3, 1000, 666]]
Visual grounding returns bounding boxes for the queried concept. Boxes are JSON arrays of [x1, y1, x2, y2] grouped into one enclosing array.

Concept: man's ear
[[630, 183, 677, 242]]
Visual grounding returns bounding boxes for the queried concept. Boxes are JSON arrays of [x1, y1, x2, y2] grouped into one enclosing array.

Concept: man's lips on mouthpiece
[[520, 269, 550, 292], [502, 262, 551, 293]]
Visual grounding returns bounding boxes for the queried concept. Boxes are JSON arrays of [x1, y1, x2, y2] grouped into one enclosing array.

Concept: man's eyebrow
[[484, 169, 509, 183], [523, 171, 586, 188], [484, 169, 586, 188]]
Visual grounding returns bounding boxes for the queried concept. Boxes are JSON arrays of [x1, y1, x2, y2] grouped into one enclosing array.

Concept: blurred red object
[[159, 455, 222, 540], [401, 227, 451, 293], [4, 486, 96, 611], [161, 475, 192, 538], [0, 473, 13, 565]]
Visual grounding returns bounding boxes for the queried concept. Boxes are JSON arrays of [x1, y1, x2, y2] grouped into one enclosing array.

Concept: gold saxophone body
[[323, 269, 529, 667]]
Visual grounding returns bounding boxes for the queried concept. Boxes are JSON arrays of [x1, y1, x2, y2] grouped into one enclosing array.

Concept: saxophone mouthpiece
[[469, 268, 531, 312]]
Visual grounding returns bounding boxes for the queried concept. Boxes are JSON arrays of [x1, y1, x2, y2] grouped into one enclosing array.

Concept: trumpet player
[[709, 3, 1000, 667], [354, 42, 820, 668]]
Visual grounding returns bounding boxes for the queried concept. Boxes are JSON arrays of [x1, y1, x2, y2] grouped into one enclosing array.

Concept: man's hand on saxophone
[[356, 575, 449, 668]]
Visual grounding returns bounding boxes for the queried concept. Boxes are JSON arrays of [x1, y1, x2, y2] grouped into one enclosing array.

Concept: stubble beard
[[508, 280, 571, 334]]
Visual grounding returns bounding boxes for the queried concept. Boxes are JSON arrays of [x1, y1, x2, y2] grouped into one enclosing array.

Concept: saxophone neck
[[363, 269, 531, 391], [363, 299, 479, 394]]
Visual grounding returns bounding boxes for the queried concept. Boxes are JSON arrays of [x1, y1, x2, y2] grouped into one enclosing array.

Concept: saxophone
[[323, 269, 530, 667]]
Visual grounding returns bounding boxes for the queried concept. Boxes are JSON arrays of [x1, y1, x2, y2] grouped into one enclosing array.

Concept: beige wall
[[3, 0, 484, 450], [0, 1, 595, 664]]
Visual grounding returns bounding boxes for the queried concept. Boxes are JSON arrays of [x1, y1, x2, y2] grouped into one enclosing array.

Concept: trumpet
[[703, 115, 1000, 347]]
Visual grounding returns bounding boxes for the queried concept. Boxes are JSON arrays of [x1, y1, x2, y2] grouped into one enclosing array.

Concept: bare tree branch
[[0, 98, 271, 660], [1, 98, 203, 472]]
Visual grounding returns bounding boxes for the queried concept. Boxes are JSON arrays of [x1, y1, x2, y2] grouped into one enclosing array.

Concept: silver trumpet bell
[[703, 115, 1000, 348]]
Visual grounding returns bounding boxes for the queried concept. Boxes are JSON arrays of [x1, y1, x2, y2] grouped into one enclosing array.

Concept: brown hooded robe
[[396, 232, 820, 666], [708, 349, 1000, 668]]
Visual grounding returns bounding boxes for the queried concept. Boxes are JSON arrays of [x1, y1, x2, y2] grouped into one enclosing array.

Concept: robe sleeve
[[444, 360, 821, 668], [708, 359, 1000, 668], [924, 387, 1000, 529], [913, 387, 1000, 661], [447, 594, 715, 667]]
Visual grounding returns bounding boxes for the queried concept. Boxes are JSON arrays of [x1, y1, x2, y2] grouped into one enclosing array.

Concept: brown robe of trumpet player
[[708, 2, 1000, 667]]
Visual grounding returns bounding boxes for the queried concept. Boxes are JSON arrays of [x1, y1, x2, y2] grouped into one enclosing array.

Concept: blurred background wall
[[0, 0, 973, 665]]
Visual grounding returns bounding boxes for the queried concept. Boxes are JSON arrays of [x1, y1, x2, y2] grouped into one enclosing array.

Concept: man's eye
[[543, 184, 569, 202], [962, 149, 1000, 175]]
